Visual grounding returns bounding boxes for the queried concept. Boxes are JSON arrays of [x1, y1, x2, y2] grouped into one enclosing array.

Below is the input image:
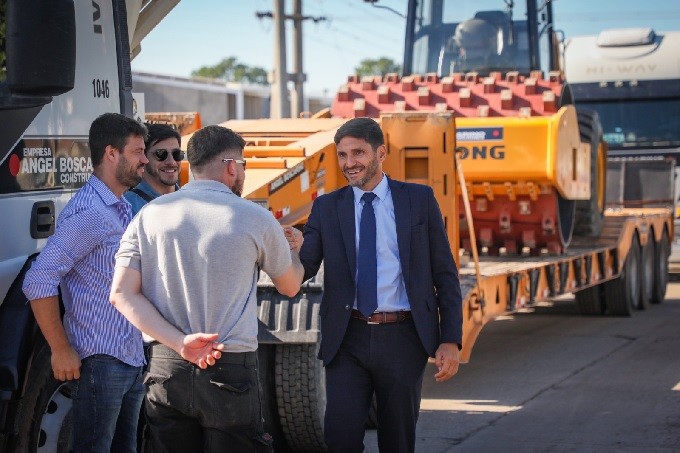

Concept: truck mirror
[[6, 0, 76, 97]]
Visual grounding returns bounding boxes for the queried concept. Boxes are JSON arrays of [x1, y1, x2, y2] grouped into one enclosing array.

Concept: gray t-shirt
[[115, 180, 292, 352]]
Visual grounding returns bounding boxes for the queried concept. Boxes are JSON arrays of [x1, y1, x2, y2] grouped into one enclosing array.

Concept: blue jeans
[[71, 354, 144, 452]]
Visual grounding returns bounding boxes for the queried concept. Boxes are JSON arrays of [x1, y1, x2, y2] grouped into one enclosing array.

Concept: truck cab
[[564, 28, 680, 216]]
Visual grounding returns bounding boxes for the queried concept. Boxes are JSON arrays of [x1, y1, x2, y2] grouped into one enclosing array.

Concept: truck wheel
[[257, 345, 288, 451], [638, 235, 655, 309], [575, 284, 604, 315], [604, 233, 641, 316], [14, 341, 73, 453], [652, 229, 671, 304], [574, 108, 606, 238], [275, 343, 326, 452]]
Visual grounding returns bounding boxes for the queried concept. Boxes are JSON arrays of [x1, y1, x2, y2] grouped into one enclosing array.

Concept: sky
[[131, 0, 680, 98]]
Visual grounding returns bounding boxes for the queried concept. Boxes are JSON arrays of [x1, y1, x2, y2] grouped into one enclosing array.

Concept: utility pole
[[290, 0, 305, 117], [257, 1, 326, 118], [272, 0, 289, 119]]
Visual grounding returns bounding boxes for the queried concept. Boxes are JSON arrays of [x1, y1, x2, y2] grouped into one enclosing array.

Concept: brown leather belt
[[351, 309, 412, 324]]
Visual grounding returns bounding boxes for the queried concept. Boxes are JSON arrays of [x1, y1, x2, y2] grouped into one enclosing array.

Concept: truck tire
[[639, 235, 655, 309], [574, 108, 606, 237], [575, 284, 604, 315], [14, 340, 73, 453], [275, 343, 326, 452], [604, 233, 641, 316], [652, 229, 671, 304], [257, 345, 288, 452]]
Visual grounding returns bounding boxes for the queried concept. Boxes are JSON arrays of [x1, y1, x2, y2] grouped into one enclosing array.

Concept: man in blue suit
[[298, 117, 463, 452]]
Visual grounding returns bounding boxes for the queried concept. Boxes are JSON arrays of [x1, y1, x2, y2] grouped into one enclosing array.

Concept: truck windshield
[[411, 0, 533, 76], [585, 99, 680, 149]]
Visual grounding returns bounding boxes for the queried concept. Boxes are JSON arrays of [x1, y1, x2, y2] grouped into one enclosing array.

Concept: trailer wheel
[[14, 340, 73, 453], [575, 284, 604, 315], [275, 343, 326, 452], [604, 233, 641, 316], [639, 235, 655, 309], [574, 108, 606, 237], [652, 229, 671, 304]]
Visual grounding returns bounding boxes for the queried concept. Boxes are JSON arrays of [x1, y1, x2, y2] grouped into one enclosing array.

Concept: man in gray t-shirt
[[110, 125, 304, 452]]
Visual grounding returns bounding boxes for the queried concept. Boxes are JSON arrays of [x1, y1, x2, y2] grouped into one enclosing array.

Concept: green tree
[[354, 57, 401, 77], [191, 57, 269, 85]]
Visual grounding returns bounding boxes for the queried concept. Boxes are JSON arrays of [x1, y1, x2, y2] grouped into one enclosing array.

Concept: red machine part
[[330, 70, 566, 119]]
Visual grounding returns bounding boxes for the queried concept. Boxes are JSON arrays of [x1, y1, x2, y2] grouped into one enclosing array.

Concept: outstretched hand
[[179, 333, 225, 369], [434, 342, 460, 382], [284, 226, 303, 252]]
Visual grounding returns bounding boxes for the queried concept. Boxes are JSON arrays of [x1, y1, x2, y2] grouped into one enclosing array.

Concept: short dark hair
[[89, 113, 147, 167], [334, 117, 385, 150], [187, 125, 246, 169], [144, 123, 182, 153]]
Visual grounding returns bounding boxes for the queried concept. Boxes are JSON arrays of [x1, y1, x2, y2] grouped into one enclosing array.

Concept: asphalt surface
[[364, 280, 680, 452]]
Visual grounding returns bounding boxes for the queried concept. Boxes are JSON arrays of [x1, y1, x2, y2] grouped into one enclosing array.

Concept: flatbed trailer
[[458, 210, 672, 361]]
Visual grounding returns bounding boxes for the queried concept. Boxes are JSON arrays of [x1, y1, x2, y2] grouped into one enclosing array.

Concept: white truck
[[0, 0, 181, 450], [563, 28, 680, 216]]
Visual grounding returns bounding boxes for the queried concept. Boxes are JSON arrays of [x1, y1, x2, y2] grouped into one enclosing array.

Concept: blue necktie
[[357, 192, 378, 317]]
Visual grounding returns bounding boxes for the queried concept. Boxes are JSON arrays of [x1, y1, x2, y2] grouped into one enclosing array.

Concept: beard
[[344, 154, 380, 189], [116, 154, 143, 188], [231, 175, 244, 197]]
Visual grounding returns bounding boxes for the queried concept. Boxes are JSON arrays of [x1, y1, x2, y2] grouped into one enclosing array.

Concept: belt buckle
[[366, 313, 379, 325]]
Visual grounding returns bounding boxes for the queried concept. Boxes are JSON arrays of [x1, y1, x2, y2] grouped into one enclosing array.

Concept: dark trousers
[[143, 343, 272, 453], [324, 317, 429, 453]]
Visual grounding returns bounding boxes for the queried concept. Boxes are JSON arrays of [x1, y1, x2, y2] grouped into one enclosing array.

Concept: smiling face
[[145, 137, 181, 190], [336, 136, 385, 191]]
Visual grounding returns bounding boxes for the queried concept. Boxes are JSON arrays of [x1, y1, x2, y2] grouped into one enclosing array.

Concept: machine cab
[[403, 0, 558, 77]]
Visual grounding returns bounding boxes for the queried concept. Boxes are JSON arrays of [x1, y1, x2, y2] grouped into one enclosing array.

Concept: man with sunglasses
[[125, 123, 184, 215]]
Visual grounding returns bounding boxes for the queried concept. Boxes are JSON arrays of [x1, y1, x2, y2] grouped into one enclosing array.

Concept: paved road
[[365, 280, 680, 452]]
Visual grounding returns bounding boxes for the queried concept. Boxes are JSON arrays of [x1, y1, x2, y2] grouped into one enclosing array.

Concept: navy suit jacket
[[300, 177, 463, 366]]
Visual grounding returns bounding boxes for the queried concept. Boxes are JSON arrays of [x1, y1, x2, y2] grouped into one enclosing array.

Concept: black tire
[[575, 284, 604, 315], [652, 229, 671, 304], [14, 340, 73, 453], [557, 191, 576, 249], [275, 343, 326, 452], [257, 345, 289, 452], [574, 108, 606, 237], [604, 233, 641, 316], [639, 235, 654, 309]]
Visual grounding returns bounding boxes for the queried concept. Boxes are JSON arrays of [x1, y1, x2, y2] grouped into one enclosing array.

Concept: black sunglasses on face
[[152, 148, 185, 162]]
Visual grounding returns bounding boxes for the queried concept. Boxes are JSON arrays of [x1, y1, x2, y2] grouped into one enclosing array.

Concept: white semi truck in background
[[564, 28, 680, 216]]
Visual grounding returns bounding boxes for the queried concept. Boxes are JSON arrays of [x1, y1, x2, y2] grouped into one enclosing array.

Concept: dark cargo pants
[[142, 343, 272, 453]]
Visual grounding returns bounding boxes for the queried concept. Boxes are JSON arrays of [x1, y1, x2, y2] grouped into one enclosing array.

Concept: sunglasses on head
[[152, 148, 185, 162]]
